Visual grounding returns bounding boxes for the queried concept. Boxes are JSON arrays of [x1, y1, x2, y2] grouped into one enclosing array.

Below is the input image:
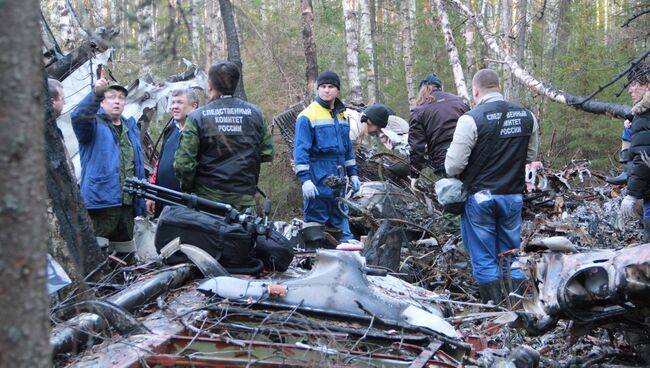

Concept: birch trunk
[[513, 0, 528, 101], [401, 0, 416, 105], [58, 0, 76, 51], [205, 0, 226, 70], [448, 0, 633, 119], [501, 0, 513, 100], [542, 0, 564, 75], [219, 0, 247, 100], [191, 0, 201, 64], [137, 0, 154, 76], [0, 1, 50, 364], [359, 0, 377, 103], [432, 0, 470, 103], [301, 0, 319, 96], [464, 0, 477, 77], [343, 0, 363, 105]]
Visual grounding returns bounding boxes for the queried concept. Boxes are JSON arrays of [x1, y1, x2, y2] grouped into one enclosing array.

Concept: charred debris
[[48, 100, 650, 367]]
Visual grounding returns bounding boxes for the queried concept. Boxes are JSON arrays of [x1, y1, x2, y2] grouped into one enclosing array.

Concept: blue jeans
[[460, 191, 526, 284]]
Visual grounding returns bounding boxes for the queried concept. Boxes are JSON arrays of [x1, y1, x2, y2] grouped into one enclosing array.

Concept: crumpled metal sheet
[[518, 242, 650, 329], [198, 250, 458, 338]]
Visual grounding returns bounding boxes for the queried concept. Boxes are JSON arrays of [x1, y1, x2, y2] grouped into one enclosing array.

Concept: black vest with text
[[190, 96, 265, 195], [461, 100, 534, 195]]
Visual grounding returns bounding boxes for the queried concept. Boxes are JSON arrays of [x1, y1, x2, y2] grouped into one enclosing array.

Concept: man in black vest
[[174, 61, 274, 212], [445, 69, 539, 305]]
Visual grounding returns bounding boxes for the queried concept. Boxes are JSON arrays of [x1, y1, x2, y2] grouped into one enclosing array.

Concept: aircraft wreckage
[[49, 56, 650, 367]]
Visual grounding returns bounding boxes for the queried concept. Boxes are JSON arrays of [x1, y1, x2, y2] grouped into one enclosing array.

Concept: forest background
[[41, 0, 649, 217]]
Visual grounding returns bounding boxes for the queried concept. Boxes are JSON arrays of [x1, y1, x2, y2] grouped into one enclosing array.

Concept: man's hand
[[94, 78, 109, 96], [621, 195, 642, 219], [350, 175, 361, 193], [146, 200, 156, 217], [624, 119, 632, 129], [302, 180, 319, 200]]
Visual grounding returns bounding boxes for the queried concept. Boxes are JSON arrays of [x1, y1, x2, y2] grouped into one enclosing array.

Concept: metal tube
[[51, 264, 194, 355]]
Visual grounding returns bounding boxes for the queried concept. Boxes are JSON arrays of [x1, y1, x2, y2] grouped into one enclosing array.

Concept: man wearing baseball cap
[[294, 70, 360, 243], [71, 77, 146, 243]]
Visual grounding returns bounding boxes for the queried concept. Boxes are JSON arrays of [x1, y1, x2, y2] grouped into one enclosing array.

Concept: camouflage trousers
[[89, 205, 135, 242]]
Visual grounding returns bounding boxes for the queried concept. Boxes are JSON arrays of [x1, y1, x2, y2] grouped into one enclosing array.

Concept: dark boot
[[606, 149, 629, 185], [478, 281, 504, 305]]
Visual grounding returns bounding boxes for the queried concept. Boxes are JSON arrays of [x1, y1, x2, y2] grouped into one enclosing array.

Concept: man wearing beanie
[[361, 103, 390, 135], [409, 73, 470, 188], [294, 70, 360, 242]]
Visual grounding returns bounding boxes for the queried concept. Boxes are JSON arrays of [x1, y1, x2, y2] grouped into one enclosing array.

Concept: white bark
[[501, 0, 513, 100], [464, 0, 477, 77], [205, 0, 226, 70], [137, 0, 154, 76], [58, 0, 76, 51], [191, 0, 201, 63], [401, 0, 416, 105], [359, 0, 376, 103], [343, 0, 363, 105], [542, 0, 563, 72], [432, 0, 470, 103]]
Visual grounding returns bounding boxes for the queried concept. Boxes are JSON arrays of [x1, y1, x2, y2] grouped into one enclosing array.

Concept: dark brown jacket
[[408, 90, 469, 176]]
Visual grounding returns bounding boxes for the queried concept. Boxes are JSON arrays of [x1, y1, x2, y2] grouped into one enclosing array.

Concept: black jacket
[[408, 90, 469, 175], [628, 92, 650, 199]]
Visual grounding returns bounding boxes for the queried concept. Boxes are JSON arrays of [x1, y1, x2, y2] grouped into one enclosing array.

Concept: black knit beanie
[[363, 104, 390, 128], [317, 70, 341, 89]]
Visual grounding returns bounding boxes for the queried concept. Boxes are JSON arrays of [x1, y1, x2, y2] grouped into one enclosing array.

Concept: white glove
[[410, 177, 418, 190], [621, 195, 642, 219], [350, 175, 361, 193], [302, 180, 319, 200]]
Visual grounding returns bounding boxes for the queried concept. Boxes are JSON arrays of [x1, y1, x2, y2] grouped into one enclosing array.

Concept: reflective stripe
[[295, 164, 310, 172], [345, 159, 356, 167], [310, 118, 335, 128]]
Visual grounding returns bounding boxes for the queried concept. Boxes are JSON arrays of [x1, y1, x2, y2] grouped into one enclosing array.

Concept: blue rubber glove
[[302, 180, 319, 200], [350, 175, 361, 193]]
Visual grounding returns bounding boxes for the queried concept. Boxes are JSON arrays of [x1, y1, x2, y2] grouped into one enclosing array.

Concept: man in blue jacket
[[71, 77, 146, 242], [294, 71, 360, 242]]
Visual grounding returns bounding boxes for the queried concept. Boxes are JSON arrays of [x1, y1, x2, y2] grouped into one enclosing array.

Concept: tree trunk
[[58, 0, 76, 51], [219, 0, 247, 100], [359, 0, 377, 104], [191, 0, 201, 64], [301, 0, 319, 96], [449, 0, 633, 119], [137, 0, 155, 76], [513, 0, 529, 101], [0, 1, 50, 365], [464, 0, 477, 78], [343, 0, 363, 105], [500, 0, 513, 100], [401, 0, 416, 105], [541, 0, 564, 76], [205, 0, 226, 70], [432, 0, 470, 103]]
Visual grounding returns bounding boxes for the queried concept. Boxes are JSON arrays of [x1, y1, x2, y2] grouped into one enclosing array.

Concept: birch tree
[[137, 0, 155, 76], [0, 0, 50, 365], [205, 0, 226, 70], [464, 0, 477, 77], [432, 0, 470, 103], [58, 0, 76, 51], [448, 0, 633, 118], [401, 0, 416, 105], [191, 0, 201, 64], [359, 0, 377, 103], [219, 0, 247, 100], [542, 0, 565, 75], [501, 0, 513, 100], [301, 0, 319, 95], [343, 0, 363, 105]]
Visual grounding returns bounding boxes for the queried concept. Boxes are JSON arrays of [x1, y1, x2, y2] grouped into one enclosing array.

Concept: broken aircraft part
[[198, 249, 458, 339]]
